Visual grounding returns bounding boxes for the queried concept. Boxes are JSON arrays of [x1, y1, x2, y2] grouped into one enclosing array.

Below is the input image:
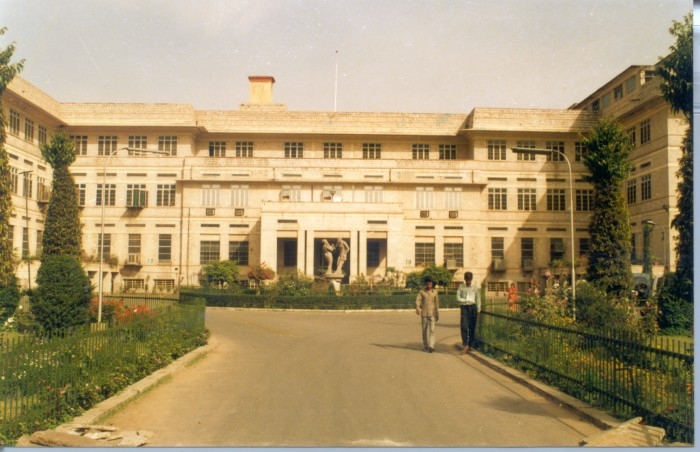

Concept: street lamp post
[[512, 147, 576, 317], [19, 170, 32, 291], [642, 220, 656, 277], [97, 147, 168, 324]]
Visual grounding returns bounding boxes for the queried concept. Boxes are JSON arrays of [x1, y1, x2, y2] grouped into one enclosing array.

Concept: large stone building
[[3, 62, 684, 294]]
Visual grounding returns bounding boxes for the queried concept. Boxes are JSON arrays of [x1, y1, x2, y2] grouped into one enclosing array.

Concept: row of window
[[7, 109, 48, 145], [626, 175, 653, 204], [8, 168, 50, 200], [488, 188, 594, 211], [589, 71, 654, 111]]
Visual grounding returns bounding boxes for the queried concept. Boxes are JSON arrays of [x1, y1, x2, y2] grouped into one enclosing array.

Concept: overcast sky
[[1, 0, 691, 113]]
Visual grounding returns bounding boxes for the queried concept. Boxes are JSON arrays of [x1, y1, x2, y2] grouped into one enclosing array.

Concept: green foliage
[[405, 265, 454, 290], [656, 12, 692, 121], [31, 255, 91, 334], [40, 132, 82, 257], [671, 128, 693, 297], [0, 28, 25, 287], [246, 262, 276, 285], [655, 272, 693, 334], [0, 274, 19, 325], [273, 269, 314, 296], [518, 277, 575, 327], [582, 117, 634, 297], [202, 260, 240, 289]]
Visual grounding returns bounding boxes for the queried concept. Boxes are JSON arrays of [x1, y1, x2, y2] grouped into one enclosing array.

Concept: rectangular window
[[154, 279, 175, 292], [126, 184, 147, 207], [71, 135, 88, 156], [412, 144, 430, 160], [444, 187, 462, 210], [98, 233, 111, 261], [158, 136, 178, 156], [546, 188, 566, 211], [231, 184, 249, 207], [576, 189, 594, 211], [96, 184, 116, 206], [156, 184, 176, 206], [640, 119, 651, 145], [321, 185, 342, 202], [602, 92, 612, 109], [515, 140, 536, 161], [229, 241, 249, 265], [283, 240, 297, 267], [37, 177, 49, 202], [444, 242, 464, 267], [36, 230, 43, 258], [415, 243, 435, 266], [235, 141, 254, 157], [627, 178, 637, 204], [22, 172, 32, 198], [613, 84, 623, 101], [574, 142, 587, 162], [123, 279, 145, 291], [38, 125, 47, 146], [627, 127, 637, 148], [10, 167, 18, 194], [324, 142, 342, 159], [491, 237, 504, 259], [9, 110, 20, 136], [487, 140, 506, 160], [284, 142, 304, 159], [209, 141, 226, 157], [521, 237, 534, 268], [280, 185, 301, 202], [24, 118, 35, 143], [127, 136, 148, 154], [550, 238, 565, 261], [367, 241, 381, 267], [22, 227, 29, 259], [75, 183, 86, 207], [364, 186, 383, 203], [488, 188, 507, 210], [98, 136, 118, 156], [517, 188, 536, 211], [641, 174, 651, 201], [439, 144, 456, 160], [579, 237, 590, 257], [624, 75, 637, 94], [128, 234, 141, 259], [415, 187, 434, 210], [362, 143, 381, 159], [200, 240, 220, 264], [158, 234, 172, 262], [202, 184, 220, 207], [545, 141, 565, 162], [591, 99, 600, 111]]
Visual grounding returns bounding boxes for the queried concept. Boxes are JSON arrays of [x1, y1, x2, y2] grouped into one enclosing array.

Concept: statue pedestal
[[325, 274, 343, 295]]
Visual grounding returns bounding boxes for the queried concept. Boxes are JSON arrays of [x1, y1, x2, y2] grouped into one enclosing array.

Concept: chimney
[[241, 76, 286, 111]]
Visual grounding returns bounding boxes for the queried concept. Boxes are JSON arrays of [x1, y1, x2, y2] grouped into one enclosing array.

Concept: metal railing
[[478, 304, 693, 443]]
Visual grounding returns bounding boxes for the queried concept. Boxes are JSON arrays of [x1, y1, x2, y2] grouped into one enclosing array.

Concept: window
[[36, 230, 43, 258], [487, 281, 509, 292], [24, 118, 34, 143], [22, 172, 32, 198], [202, 184, 220, 207], [98, 136, 117, 156], [231, 184, 249, 207], [280, 185, 301, 201], [602, 93, 612, 109], [38, 125, 47, 146], [367, 241, 381, 267], [123, 279, 145, 291], [128, 234, 141, 260], [9, 110, 20, 136], [96, 184, 116, 206], [488, 188, 507, 210], [158, 234, 172, 262], [515, 140, 536, 161], [627, 179, 637, 204], [491, 237, 504, 259], [71, 135, 88, 156], [415, 187, 434, 210], [576, 189, 594, 211], [546, 189, 566, 211], [613, 84, 623, 101], [415, 243, 435, 266], [321, 185, 342, 202], [229, 241, 249, 265], [200, 240, 220, 264], [209, 141, 226, 157], [627, 127, 637, 148], [364, 186, 383, 203], [624, 75, 636, 94], [545, 141, 565, 161], [323, 142, 342, 159], [439, 144, 456, 160], [550, 238, 565, 261], [575, 142, 587, 162], [236, 141, 254, 157], [98, 233, 111, 260], [579, 237, 590, 257], [22, 227, 29, 259], [283, 240, 297, 267], [591, 99, 600, 111], [37, 177, 49, 202], [127, 136, 148, 154], [362, 143, 381, 159], [517, 188, 536, 211], [444, 242, 464, 267], [521, 238, 534, 268], [158, 136, 178, 156], [156, 184, 176, 206], [126, 184, 147, 207], [640, 119, 651, 145], [10, 167, 18, 194], [284, 142, 303, 159], [75, 184, 86, 207], [487, 140, 506, 160], [412, 144, 430, 160], [444, 187, 462, 210], [641, 174, 651, 201], [154, 279, 175, 292]]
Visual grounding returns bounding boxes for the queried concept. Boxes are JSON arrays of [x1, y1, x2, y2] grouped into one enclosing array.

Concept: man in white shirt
[[456, 271, 480, 354]]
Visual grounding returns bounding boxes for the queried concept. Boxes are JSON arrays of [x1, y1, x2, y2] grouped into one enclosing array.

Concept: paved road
[[104, 308, 604, 447]]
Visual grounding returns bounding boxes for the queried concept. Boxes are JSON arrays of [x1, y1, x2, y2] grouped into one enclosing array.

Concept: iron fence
[[478, 305, 693, 444]]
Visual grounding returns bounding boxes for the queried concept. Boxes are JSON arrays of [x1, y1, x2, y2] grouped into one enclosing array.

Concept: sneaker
[[428, 347, 435, 353]]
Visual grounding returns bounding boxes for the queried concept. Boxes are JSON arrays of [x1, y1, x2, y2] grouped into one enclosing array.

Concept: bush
[[656, 272, 693, 334], [0, 274, 19, 325], [31, 255, 91, 334]]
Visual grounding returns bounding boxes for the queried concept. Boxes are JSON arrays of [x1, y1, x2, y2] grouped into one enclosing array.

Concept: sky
[[0, 0, 692, 113]]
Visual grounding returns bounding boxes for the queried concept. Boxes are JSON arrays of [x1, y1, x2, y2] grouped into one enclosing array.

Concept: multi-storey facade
[[3, 64, 683, 295]]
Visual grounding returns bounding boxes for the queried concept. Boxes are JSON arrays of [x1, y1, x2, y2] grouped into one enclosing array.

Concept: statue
[[322, 239, 335, 275], [334, 238, 349, 274]]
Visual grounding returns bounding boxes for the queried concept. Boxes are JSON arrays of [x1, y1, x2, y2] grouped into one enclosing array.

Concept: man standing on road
[[456, 271, 480, 354], [415, 276, 439, 353]]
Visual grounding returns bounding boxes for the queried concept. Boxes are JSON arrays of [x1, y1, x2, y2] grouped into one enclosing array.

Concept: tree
[[582, 117, 634, 297], [202, 260, 240, 289], [405, 265, 454, 291], [40, 131, 82, 256], [247, 262, 275, 293], [0, 28, 24, 323]]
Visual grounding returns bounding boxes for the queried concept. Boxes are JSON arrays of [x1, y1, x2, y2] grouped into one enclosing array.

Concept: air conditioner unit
[[419, 210, 430, 218], [127, 253, 141, 265], [446, 259, 458, 269], [448, 210, 459, 219], [522, 259, 534, 271], [206, 208, 215, 216], [492, 258, 506, 272], [234, 208, 244, 217]]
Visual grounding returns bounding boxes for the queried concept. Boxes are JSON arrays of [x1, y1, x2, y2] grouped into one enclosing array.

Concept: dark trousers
[[460, 304, 478, 348]]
